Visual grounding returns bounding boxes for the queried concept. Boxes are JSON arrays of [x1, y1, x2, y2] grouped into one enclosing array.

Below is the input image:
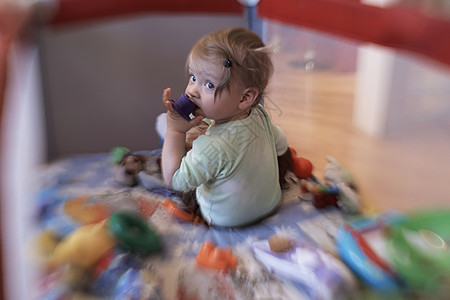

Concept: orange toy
[[289, 147, 313, 179], [162, 199, 205, 224], [196, 241, 238, 273], [64, 196, 111, 225]]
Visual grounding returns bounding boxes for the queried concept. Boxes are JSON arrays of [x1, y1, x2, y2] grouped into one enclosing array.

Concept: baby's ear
[[239, 87, 258, 110]]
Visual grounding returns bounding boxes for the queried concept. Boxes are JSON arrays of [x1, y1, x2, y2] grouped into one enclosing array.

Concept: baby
[[161, 27, 289, 227]]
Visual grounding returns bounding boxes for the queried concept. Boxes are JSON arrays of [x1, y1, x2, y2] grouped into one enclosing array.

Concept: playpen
[[1, 0, 450, 299]]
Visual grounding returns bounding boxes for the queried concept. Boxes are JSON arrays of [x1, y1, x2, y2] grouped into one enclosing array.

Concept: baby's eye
[[190, 75, 196, 83], [205, 82, 215, 90]]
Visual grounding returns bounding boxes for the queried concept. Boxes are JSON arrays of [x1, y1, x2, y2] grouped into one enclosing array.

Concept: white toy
[[323, 156, 360, 213]]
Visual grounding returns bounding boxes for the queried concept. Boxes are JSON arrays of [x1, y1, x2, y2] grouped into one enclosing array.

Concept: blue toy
[[335, 211, 407, 292]]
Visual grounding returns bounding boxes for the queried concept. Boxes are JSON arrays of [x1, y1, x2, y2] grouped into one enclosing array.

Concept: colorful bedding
[[31, 149, 359, 299]]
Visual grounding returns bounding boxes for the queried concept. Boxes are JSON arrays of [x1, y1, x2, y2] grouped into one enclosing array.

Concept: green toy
[[109, 211, 162, 256], [387, 208, 450, 294], [111, 147, 130, 164]]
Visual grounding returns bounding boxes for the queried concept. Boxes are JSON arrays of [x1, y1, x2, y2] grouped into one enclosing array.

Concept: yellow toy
[[49, 219, 116, 269], [35, 210, 162, 271]]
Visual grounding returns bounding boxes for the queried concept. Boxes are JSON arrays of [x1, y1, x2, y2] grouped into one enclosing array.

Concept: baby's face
[[185, 59, 246, 124]]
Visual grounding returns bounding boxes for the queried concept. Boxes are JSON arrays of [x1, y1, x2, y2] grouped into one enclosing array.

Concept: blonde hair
[[186, 27, 273, 106]]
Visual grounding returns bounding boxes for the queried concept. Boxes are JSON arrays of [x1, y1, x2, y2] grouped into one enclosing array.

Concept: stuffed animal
[[111, 147, 168, 190], [323, 156, 360, 213], [300, 156, 360, 213], [112, 148, 148, 186]]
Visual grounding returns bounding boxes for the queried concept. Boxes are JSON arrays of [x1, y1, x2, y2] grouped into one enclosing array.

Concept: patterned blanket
[[31, 149, 358, 299]]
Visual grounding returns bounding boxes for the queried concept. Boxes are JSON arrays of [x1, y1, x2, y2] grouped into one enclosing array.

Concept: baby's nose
[[186, 86, 199, 100], [188, 95, 199, 107]]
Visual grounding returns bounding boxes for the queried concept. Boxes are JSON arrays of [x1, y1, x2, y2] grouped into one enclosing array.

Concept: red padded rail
[[259, 0, 450, 66], [51, 0, 243, 25]]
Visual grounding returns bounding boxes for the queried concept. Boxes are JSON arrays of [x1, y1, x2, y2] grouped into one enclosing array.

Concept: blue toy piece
[[113, 268, 142, 300], [335, 211, 407, 292], [94, 253, 162, 300]]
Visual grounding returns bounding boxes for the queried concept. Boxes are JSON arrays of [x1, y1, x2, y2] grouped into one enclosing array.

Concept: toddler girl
[[161, 27, 289, 227]]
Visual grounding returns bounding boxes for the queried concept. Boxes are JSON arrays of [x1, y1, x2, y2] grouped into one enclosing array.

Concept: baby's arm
[[272, 124, 291, 187], [161, 128, 186, 188], [273, 124, 288, 156], [160, 88, 203, 187]]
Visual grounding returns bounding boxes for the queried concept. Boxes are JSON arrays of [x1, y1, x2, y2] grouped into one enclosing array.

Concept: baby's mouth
[[186, 96, 204, 118]]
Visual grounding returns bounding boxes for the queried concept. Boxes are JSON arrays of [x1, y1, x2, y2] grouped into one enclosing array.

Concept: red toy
[[300, 180, 339, 209], [289, 147, 313, 179]]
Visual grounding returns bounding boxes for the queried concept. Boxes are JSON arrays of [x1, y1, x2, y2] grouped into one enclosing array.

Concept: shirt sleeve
[[272, 124, 288, 156], [171, 135, 223, 192], [256, 104, 288, 156]]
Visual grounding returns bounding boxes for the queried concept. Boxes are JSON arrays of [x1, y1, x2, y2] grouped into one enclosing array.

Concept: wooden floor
[[267, 50, 450, 214]]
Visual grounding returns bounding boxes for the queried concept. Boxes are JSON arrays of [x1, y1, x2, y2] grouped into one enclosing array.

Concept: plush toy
[[323, 156, 360, 212], [111, 147, 167, 190], [111, 147, 148, 186], [300, 156, 360, 213]]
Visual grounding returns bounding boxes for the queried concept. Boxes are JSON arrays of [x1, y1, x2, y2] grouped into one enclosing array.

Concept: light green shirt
[[172, 105, 288, 227]]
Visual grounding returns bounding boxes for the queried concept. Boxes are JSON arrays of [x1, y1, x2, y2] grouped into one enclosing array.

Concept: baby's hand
[[162, 88, 203, 133]]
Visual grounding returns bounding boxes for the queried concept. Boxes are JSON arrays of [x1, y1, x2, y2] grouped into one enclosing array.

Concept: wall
[[40, 14, 246, 160]]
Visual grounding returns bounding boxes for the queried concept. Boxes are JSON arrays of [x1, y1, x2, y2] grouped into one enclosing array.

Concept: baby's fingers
[[162, 88, 172, 106], [189, 115, 205, 127]]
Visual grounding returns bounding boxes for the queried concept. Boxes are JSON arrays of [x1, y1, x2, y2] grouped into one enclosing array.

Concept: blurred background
[[265, 20, 450, 213]]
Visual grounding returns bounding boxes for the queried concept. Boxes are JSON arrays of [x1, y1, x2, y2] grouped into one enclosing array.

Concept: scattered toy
[[196, 240, 238, 273]]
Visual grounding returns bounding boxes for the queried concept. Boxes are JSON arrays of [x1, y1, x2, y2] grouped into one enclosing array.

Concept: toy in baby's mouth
[[171, 93, 197, 121], [156, 94, 210, 152], [171, 93, 211, 151]]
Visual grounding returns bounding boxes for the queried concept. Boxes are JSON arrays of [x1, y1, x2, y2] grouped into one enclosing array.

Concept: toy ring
[[108, 211, 162, 255]]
